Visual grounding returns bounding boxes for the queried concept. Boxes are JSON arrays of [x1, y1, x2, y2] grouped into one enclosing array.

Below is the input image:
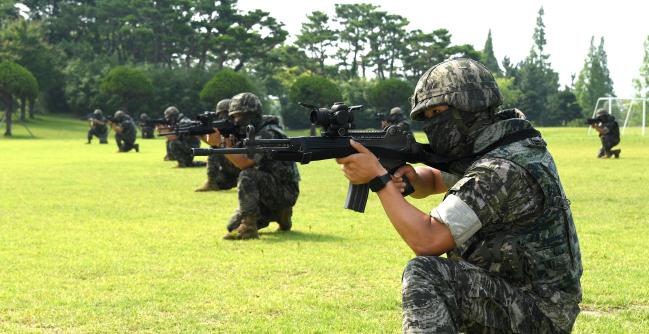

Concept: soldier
[[381, 106, 412, 133], [86, 109, 108, 144], [205, 92, 300, 240], [111, 110, 139, 153], [336, 58, 582, 333], [591, 109, 621, 158], [163, 106, 204, 167], [138, 113, 155, 139], [196, 99, 241, 192]]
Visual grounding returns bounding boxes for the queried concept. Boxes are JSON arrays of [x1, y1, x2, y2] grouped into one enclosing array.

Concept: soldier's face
[[423, 105, 450, 119]]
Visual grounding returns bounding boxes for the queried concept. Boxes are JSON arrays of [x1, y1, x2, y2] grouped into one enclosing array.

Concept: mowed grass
[[1, 115, 648, 333]]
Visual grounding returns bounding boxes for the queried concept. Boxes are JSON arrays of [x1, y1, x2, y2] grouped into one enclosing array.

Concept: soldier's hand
[[223, 134, 236, 148], [392, 165, 418, 193], [205, 128, 223, 147], [336, 140, 387, 184]]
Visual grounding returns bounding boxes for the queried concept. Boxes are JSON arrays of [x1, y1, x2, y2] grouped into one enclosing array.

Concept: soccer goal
[[587, 97, 647, 136]]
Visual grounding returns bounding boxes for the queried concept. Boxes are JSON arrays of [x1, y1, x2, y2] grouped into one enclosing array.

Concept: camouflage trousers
[[141, 126, 155, 139], [87, 127, 108, 143], [402, 257, 564, 334], [598, 135, 620, 158], [115, 133, 136, 152], [229, 168, 299, 228], [207, 154, 240, 190], [169, 137, 200, 167]]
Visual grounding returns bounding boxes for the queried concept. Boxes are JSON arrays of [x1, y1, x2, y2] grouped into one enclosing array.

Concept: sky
[[238, 0, 648, 98]]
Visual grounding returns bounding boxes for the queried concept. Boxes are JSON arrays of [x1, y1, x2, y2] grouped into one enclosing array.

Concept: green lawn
[[1, 115, 648, 333]]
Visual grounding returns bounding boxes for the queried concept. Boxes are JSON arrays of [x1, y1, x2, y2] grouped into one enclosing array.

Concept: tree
[[334, 3, 378, 79], [0, 18, 63, 116], [481, 29, 501, 76], [199, 68, 256, 107], [516, 7, 560, 125], [574, 37, 615, 115], [295, 11, 337, 75], [367, 78, 412, 113], [100, 66, 153, 114], [0, 61, 36, 136], [285, 74, 342, 129], [551, 87, 583, 125], [365, 11, 409, 79], [632, 35, 649, 98], [495, 77, 522, 109]]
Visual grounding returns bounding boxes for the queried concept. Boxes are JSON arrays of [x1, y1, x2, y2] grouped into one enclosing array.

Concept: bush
[[200, 69, 256, 107], [63, 57, 116, 115], [143, 65, 212, 118], [367, 78, 412, 114], [100, 65, 153, 114], [285, 74, 342, 129]]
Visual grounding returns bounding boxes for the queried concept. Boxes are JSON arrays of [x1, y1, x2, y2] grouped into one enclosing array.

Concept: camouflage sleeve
[[440, 158, 542, 241]]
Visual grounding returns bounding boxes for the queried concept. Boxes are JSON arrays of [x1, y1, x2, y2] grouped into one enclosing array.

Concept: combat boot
[[612, 149, 621, 158], [195, 180, 220, 192], [134, 144, 140, 152], [224, 214, 259, 240], [277, 207, 293, 231]]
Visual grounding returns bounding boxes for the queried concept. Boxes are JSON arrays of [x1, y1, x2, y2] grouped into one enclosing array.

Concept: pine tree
[[633, 35, 649, 97], [481, 29, 501, 76], [574, 37, 615, 115], [517, 7, 560, 125]]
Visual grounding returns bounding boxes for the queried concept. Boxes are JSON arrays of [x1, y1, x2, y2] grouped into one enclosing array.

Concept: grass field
[[1, 115, 649, 333]]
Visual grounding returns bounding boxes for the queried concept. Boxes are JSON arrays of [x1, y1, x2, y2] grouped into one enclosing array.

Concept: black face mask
[[421, 108, 473, 158]]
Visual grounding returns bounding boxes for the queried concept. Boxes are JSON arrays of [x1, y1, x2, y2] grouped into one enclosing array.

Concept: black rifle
[[192, 102, 448, 213], [160, 118, 243, 138], [144, 118, 171, 126], [585, 117, 603, 125]]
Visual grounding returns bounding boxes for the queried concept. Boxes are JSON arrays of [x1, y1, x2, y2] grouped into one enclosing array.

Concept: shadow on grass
[[0, 133, 41, 140], [258, 230, 344, 243]]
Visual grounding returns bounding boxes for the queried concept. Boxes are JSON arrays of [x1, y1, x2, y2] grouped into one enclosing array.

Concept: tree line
[[1, 1, 648, 136]]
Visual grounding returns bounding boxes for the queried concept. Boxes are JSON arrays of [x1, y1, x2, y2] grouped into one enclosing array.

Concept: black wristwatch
[[369, 173, 391, 192]]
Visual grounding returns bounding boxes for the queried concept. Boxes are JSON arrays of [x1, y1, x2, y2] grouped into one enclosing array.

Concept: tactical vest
[[451, 119, 582, 329], [255, 118, 301, 183]]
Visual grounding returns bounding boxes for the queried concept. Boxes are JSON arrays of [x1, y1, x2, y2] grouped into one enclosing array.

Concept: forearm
[[225, 154, 255, 169], [409, 166, 448, 198], [376, 182, 454, 256]]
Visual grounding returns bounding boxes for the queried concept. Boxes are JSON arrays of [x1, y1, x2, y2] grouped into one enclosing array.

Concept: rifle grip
[[345, 182, 369, 213], [401, 176, 415, 197]]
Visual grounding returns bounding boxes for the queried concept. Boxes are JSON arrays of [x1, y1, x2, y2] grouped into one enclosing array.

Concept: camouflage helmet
[[139, 113, 150, 120], [164, 106, 180, 119], [229, 92, 262, 117], [595, 108, 609, 117], [114, 110, 126, 120], [410, 58, 502, 120], [389, 107, 403, 115], [216, 99, 231, 116], [93, 109, 103, 115]]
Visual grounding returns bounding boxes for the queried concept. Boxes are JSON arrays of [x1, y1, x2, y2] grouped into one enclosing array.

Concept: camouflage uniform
[[138, 113, 155, 139], [594, 110, 621, 158], [402, 59, 582, 333], [384, 107, 412, 133], [87, 109, 108, 144], [113, 111, 139, 153], [164, 106, 203, 167], [197, 99, 240, 191], [223, 93, 300, 240]]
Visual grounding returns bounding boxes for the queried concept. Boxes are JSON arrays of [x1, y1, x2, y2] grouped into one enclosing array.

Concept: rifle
[[143, 118, 171, 127], [160, 118, 243, 138], [192, 102, 448, 213]]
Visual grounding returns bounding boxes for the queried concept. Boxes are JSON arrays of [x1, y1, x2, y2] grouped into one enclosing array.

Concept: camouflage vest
[[452, 118, 582, 329], [255, 117, 301, 183]]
